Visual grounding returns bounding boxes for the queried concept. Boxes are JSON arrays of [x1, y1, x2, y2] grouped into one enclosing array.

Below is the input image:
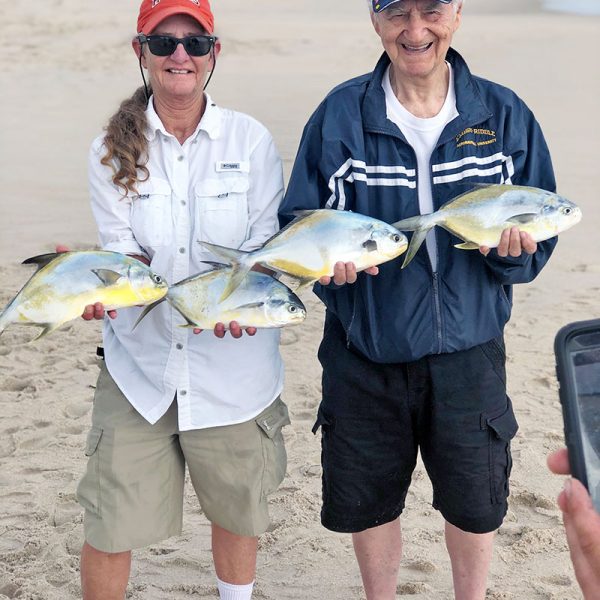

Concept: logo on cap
[[152, 0, 160, 6]]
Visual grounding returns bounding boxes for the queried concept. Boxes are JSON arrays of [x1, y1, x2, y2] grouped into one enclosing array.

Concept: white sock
[[216, 577, 255, 600]]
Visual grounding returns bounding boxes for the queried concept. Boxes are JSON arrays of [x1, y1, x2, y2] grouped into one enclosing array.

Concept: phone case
[[554, 318, 600, 491]]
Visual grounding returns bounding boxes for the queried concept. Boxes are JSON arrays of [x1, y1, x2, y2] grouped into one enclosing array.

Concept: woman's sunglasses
[[137, 34, 217, 57]]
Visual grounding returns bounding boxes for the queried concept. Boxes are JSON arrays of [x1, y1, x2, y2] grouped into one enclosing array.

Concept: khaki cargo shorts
[[76, 363, 290, 553]]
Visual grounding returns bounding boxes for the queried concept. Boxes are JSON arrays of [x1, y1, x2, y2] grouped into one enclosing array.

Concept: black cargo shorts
[[313, 312, 518, 535]]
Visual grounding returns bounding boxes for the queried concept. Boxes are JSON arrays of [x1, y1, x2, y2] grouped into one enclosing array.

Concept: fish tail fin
[[392, 215, 437, 268], [391, 215, 427, 232], [200, 242, 255, 302], [132, 298, 166, 331], [32, 323, 60, 341]]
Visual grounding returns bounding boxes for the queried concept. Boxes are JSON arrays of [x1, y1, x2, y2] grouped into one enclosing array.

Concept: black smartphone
[[554, 318, 600, 511]]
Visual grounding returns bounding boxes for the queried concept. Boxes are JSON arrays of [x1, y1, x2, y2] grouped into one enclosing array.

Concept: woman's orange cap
[[137, 0, 215, 34]]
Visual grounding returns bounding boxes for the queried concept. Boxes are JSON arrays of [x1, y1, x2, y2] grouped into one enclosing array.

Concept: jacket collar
[[144, 92, 222, 142], [363, 47, 492, 140]]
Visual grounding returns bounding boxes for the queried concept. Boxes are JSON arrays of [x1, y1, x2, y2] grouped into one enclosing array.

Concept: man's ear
[[211, 38, 222, 66]]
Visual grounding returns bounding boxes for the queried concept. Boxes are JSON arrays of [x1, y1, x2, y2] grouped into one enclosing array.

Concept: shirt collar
[[144, 93, 222, 142]]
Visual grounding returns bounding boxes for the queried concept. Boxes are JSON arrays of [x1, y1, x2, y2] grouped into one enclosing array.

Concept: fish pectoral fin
[[237, 301, 265, 310], [22, 253, 61, 271], [362, 239, 378, 252], [92, 269, 123, 286], [454, 242, 480, 250], [507, 213, 538, 225]]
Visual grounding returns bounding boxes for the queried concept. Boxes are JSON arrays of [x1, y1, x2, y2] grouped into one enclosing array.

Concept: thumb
[[55, 244, 70, 253]]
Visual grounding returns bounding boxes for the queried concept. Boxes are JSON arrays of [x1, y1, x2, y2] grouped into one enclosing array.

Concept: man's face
[[372, 0, 462, 81]]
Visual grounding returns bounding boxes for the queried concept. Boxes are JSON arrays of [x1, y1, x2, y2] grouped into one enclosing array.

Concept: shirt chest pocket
[[195, 177, 250, 251], [130, 178, 173, 249]]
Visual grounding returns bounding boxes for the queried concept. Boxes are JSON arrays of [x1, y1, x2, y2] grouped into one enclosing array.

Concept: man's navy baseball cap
[[373, 0, 452, 12]]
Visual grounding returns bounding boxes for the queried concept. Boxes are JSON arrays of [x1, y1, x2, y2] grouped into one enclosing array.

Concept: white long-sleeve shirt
[[89, 94, 285, 430]]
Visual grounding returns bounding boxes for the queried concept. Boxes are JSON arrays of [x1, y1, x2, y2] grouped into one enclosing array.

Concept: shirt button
[[180, 390, 187, 396], [179, 247, 186, 254], [181, 200, 186, 206], [176, 343, 183, 350], [177, 155, 184, 162]]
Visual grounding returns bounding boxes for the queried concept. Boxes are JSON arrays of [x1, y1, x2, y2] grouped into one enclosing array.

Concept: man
[[279, 1, 557, 598]]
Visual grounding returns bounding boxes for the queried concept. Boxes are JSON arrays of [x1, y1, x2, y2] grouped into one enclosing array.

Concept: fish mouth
[[401, 42, 433, 53]]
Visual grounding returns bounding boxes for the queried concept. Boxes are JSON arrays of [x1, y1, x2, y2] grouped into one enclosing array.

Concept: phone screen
[[568, 330, 600, 507]]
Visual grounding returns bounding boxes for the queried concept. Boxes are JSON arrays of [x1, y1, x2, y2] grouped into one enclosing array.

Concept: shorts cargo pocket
[[484, 400, 518, 504], [76, 426, 103, 516], [256, 398, 291, 497], [479, 337, 507, 385], [312, 408, 334, 504]]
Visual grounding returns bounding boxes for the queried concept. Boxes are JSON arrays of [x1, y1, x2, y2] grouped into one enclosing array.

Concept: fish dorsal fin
[[92, 269, 123, 286], [439, 184, 503, 210], [263, 210, 318, 246], [507, 213, 538, 224], [22, 253, 61, 271]]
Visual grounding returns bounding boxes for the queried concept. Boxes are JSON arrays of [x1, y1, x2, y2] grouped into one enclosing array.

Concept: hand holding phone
[[554, 319, 600, 512]]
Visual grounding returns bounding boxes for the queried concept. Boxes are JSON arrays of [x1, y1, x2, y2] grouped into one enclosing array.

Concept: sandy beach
[[1, 1, 599, 598]]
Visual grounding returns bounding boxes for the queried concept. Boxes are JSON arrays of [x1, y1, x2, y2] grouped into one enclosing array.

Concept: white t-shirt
[[89, 94, 285, 430], [382, 64, 458, 271]]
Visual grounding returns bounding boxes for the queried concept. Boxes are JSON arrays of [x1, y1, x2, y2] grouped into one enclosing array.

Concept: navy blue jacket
[[280, 48, 557, 363]]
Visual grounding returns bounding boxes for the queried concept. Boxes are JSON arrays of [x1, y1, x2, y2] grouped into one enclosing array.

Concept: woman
[[76, 1, 289, 599]]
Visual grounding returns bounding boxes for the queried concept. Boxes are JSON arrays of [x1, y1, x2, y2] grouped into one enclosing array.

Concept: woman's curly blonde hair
[[100, 85, 152, 197]]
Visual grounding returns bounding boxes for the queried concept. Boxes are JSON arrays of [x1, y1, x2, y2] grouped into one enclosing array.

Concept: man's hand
[[56, 245, 117, 320], [480, 227, 537, 257], [193, 321, 257, 338], [548, 448, 600, 599], [319, 262, 379, 286]]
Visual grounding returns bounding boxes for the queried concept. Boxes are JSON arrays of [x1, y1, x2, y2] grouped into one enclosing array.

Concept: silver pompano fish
[[201, 209, 409, 300], [393, 184, 582, 268], [135, 267, 306, 329], [0, 251, 168, 340]]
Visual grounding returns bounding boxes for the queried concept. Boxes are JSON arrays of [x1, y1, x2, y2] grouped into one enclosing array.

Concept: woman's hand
[[319, 261, 379, 286], [56, 245, 117, 320], [192, 322, 257, 338]]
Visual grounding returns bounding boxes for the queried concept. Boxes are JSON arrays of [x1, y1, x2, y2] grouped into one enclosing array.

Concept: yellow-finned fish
[[201, 209, 408, 301], [0, 251, 168, 340], [134, 267, 306, 330], [393, 184, 582, 268]]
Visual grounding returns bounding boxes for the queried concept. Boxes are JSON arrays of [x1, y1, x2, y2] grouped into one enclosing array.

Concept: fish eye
[[393, 234, 400, 243], [563, 207, 572, 215], [152, 274, 163, 284], [289, 306, 297, 313]]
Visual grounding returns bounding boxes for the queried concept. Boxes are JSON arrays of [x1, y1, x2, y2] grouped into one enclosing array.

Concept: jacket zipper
[[432, 272, 443, 354]]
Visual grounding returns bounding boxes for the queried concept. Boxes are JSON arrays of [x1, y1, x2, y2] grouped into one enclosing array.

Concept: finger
[[82, 304, 95, 321], [479, 246, 490, 257], [55, 245, 70, 253], [520, 231, 537, 255], [365, 266, 379, 276], [93, 303, 105, 320], [107, 310, 117, 320], [508, 227, 522, 257], [332, 261, 347, 286], [345, 262, 358, 284], [246, 327, 257, 336], [229, 321, 243, 339], [214, 322, 226, 338], [193, 328, 203, 334], [547, 448, 570, 475], [319, 275, 332, 285], [496, 229, 510, 257]]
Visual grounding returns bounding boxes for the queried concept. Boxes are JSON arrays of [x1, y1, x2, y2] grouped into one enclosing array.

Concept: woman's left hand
[[193, 322, 257, 338]]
